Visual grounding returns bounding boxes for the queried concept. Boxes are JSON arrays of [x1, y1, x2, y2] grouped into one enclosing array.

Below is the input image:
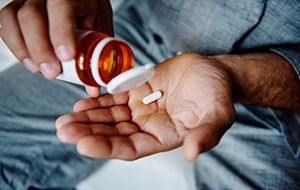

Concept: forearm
[[213, 53, 300, 112]]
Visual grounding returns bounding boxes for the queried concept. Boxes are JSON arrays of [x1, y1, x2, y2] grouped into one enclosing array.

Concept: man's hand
[[56, 53, 236, 162], [0, 0, 113, 79]]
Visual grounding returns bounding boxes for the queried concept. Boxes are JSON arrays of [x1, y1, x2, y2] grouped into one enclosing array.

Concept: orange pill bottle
[[56, 30, 134, 88]]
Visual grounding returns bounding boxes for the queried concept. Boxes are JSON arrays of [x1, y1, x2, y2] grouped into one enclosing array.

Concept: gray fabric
[[0, 65, 106, 189]]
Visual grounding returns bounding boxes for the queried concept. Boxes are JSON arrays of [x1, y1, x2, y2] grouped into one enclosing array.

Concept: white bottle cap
[[106, 63, 155, 94], [56, 62, 155, 94], [56, 34, 155, 93]]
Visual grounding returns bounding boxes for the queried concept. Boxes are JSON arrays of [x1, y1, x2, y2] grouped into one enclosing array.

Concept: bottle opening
[[99, 41, 134, 84]]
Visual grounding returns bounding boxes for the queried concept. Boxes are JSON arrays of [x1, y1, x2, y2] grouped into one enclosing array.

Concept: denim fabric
[[194, 104, 300, 190], [1, 0, 300, 189], [134, 0, 300, 55], [0, 66, 106, 189]]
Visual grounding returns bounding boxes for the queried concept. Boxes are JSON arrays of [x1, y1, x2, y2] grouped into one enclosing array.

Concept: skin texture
[[56, 53, 236, 162], [213, 53, 300, 112], [0, 0, 113, 80], [1, 1, 300, 162], [56, 52, 300, 162]]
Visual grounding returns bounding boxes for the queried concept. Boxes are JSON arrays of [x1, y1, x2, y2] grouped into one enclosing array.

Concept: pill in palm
[[142, 91, 163, 105]]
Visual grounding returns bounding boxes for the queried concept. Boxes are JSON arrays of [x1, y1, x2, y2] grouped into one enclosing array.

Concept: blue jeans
[[0, 65, 107, 189], [195, 104, 300, 189], [1, 1, 300, 189]]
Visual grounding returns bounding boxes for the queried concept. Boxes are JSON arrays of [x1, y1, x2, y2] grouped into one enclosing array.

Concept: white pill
[[142, 91, 163, 105]]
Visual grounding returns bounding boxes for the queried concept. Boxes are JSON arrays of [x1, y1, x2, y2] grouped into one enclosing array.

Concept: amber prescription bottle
[[56, 30, 134, 88]]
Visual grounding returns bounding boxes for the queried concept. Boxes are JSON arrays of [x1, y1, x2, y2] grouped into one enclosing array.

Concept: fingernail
[[55, 45, 73, 61], [22, 58, 39, 73], [40, 63, 57, 79]]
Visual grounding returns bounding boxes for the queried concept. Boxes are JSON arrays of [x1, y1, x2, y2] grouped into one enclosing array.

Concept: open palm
[[56, 53, 236, 161]]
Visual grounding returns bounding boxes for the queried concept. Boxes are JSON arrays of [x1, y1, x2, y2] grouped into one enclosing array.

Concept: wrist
[[211, 53, 300, 111], [210, 54, 247, 103]]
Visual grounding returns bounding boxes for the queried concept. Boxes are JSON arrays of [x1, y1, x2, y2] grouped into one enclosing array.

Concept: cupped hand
[[0, 0, 113, 79], [56, 53, 236, 162]]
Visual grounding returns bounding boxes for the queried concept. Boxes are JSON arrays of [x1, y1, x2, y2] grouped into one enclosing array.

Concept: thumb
[[85, 85, 101, 98], [183, 107, 235, 162]]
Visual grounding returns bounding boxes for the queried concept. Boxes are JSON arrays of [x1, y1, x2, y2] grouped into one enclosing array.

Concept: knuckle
[[49, 25, 74, 46], [0, 6, 12, 19], [17, 3, 39, 23], [51, 25, 72, 37], [30, 45, 50, 57], [47, 0, 68, 9], [8, 44, 28, 61]]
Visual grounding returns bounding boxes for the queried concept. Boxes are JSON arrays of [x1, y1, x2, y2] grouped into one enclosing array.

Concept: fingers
[[57, 122, 140, 144], [56, 105, 132, 129], [0, 0, 105, 79], [183, 104, 235, 162], [56, 105, 164, 160], [183, 123, 222, 162], [0, 0, 39, 72], [0, 0, 114, 81], [18, 0, 61, 79], [46, 0, 77, 61], [0, 0, 61, 78], [73, 93, 129, 112], [76, 132, 162, 160], [47, 0, 114, 62], [85, 86, 101, 98]]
